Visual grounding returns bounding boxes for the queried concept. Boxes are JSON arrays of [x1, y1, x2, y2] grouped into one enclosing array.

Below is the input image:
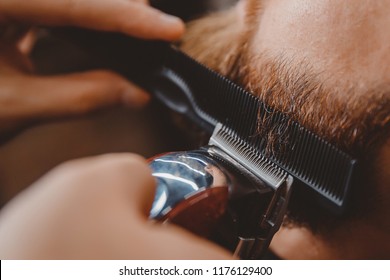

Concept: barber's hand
[[0, 154, 231, 259], [0, 0, 185, 136]]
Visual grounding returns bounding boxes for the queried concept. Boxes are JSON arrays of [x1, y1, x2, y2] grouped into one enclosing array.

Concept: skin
[[181, 0, 389, 258], [0, 0, 185, 136], [250, 0, 390, 93], [237, 0, 390, 259]]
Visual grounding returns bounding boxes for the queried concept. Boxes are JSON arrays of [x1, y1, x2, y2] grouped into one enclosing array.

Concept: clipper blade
[[209, 123, 288, 189]]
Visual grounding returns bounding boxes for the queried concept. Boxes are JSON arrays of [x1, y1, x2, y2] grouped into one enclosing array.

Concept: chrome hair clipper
[[49, 28, 358, 259], [149, 125, 293, 259]]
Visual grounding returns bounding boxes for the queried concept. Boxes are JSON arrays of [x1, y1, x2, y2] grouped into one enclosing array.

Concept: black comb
[[49, 28, 358, 214], [158, 49, 358, 213]]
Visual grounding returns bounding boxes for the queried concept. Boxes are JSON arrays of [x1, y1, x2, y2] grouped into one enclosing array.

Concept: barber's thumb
[[74, 153, 156, 220], [85, 153, 157, 219], [21, 70, 150, 117], [118, 154, 157, 219]]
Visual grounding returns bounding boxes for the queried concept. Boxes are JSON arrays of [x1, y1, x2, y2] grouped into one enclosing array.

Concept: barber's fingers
[[0, 70, 150, 122], [0, 0, 184, 41]]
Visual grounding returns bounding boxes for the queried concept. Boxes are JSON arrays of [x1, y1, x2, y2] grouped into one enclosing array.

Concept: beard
[[179, 6, 390, 234]]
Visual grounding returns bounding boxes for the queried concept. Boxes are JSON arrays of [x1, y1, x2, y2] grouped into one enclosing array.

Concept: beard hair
[[179, 7, 390, 234], [180, 3, 389, 153]]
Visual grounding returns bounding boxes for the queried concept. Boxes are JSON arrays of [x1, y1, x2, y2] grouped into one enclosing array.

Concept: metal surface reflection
[[149, 151, 230, 221]]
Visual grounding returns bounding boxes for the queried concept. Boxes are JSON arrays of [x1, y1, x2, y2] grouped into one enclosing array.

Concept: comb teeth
[[162, 48, 358, 212], [209, 123, 288, 188]]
